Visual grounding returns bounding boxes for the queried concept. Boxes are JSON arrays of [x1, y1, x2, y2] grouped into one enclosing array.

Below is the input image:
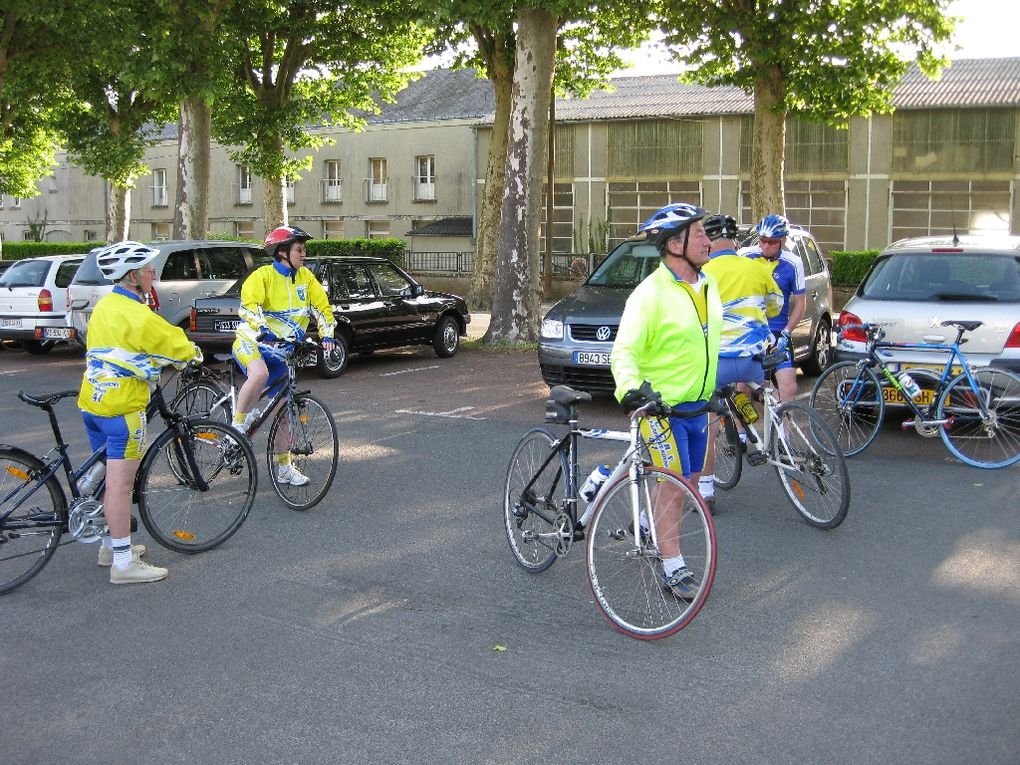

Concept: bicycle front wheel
[[937, 368, 1020, 468], [503, 428, 570, 573], [809, 361, 884, 456], [770, 402, 851, 529], [171, 380, 230, 423], [0, 448, 66, 595], [266, 393, 339, 510], [586, 466, 716, 640], [712, 411, 742, 490], [137, 420, 257, 552]]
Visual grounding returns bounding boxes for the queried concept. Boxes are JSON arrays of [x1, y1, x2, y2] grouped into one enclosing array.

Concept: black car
[[188, 256, 470, 378]]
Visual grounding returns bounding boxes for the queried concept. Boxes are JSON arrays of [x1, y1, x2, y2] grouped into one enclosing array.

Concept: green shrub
[[1, 241, 98, 260], [306, 237, 406, 268], [830, 249, 880, 286]]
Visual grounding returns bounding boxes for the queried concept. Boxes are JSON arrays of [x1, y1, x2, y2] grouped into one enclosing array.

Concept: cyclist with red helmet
[[232, 225, 336, 486]]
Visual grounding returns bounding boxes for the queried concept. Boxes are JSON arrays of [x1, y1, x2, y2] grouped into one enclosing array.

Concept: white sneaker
[[110, 556, 168, 584], [277, 464, 310, 486], [98, 543, 146, 567]]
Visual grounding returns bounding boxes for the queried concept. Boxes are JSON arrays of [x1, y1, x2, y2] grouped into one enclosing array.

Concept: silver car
[[835, 235, 1020, 374], [538, 226, 835, 392], [67, 241, 262, 343], [0, 254, 85, 353]]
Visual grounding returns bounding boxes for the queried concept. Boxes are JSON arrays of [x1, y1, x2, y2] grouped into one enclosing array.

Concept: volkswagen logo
[[595, 325, 612, 341]]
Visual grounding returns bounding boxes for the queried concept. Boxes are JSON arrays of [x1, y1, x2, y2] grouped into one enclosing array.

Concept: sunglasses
[[759, 237, 782, 245]]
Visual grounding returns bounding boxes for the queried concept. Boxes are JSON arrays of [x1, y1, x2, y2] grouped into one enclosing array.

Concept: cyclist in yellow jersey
[[79, 241, 202, 584], [232, 225, 337, 486], [611, 202, 721, 600]]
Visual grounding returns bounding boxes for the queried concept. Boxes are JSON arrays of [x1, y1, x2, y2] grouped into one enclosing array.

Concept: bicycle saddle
[[549, 385, 592, 406], [941, 320, 982, 332], [18, 390, 78, 408]]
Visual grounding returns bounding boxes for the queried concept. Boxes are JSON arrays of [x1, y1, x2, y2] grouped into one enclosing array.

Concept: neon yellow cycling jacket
[[235, 262, 336, 346], [79, 287, 201, 417], [611, 262, 722, 406]]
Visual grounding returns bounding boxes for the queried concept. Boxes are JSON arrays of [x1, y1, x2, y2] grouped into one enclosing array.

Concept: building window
[[414, 155, 436, 201], [739, 116, 848, 175], [607, 120, 703, 179], [367, 158, 388, 203], [151, 221, 171, 241], [84, 230, 97, 241], [323, 220, 344, 239], [48, 176, 58, 193], [367, 220, 390, 238], [538, 182, 575, 254], [236, 166, 252, 205], [892, 109, 1015, 175], [151, 168, 168, 207], [739, 179, 847, 253], [890, 180, 1010, 241], [607, 180, 702, 248], [322, 160, 342, 203], [23, 231, 34, 241], [286, 176, 296, 205], [234, 220, 254, 239], [0, 197, 4, 209], [554, 125, 575, 179], [12, 198, 21, 209]]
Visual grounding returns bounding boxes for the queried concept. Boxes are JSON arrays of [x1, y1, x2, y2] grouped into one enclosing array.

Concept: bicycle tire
[[937, 367, 1020, 468], [136, 419, 257, 552], [586, 466, 716, 640], [809, 361, 884, 457], [712, 411, 742, 490], [770, 402, 851, 529], [171, 380, 231, 423], [503, 428, 569, 573], [0, 448, 67, 595], [266, 393, 338, 510]]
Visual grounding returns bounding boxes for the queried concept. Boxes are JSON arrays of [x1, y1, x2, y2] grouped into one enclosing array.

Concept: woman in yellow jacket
[[232, 225, 336, 486]]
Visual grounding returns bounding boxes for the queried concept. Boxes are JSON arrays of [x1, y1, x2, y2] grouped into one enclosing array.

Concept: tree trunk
[[468, 56, 513, 312], [750, 64, 787, 221], [106, 185, 131, 243], [173, 97, 211, 240], [263, 177, 287, 232], [484, 8, 556, 344]]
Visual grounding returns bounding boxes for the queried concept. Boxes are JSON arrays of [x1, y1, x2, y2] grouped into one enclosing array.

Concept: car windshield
[[71, 251, 112, 286], [222, 256, 310, 296], [861, 253, 1020, 302], [0, 259, 50, 288], [586, 241, 661, 288]]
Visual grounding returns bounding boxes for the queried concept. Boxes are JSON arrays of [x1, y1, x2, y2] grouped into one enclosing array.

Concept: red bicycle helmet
[[264, 225, 312, 258]]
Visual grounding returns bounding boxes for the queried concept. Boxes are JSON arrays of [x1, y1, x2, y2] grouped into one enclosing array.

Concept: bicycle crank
[[553, 512, 573, 556], [67, 498, 106, 543]]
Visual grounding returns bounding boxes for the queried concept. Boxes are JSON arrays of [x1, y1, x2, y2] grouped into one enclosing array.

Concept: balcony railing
[[320, 178, 343, 204], [150, 185, 167, 207], [232, 182, 253, 206], [365, 179, 388, 203], [413, 177, 436, 201]]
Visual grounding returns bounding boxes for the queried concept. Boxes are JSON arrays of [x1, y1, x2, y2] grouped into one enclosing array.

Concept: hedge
[[829, 249, 880, 286], [1, 241, 98, 260]]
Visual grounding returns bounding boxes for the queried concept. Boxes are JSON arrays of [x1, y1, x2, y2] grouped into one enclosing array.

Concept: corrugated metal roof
[[368, 68, 495, 123], [893, 57, 1020, 109]]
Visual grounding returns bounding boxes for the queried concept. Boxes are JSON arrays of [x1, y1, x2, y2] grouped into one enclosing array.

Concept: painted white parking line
[[395, 405, 486, 421], [380, 365, 440, 377], [0, 368, 27, 376]]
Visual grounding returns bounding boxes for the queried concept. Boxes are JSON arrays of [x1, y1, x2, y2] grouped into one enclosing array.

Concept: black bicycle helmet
[[704, 213, 738, 242]]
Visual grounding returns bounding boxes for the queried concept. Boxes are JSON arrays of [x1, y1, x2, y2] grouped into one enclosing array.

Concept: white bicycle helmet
[[754, 214, 790, 239], [638, 203, 708, 249], [95, 241, 160, 281]]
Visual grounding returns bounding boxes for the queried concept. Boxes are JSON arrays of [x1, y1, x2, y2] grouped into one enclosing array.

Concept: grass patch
[[462, 338, 538, 352]]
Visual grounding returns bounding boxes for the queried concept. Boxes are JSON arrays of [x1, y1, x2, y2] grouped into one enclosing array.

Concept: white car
[[0, 254, 85, 354]]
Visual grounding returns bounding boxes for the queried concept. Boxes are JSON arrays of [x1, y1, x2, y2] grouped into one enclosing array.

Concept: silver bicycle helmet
[[95, 241, 160, 281]]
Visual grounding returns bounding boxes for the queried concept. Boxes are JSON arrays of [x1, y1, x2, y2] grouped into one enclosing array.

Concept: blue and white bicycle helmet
[[754, 214, 789, 239], [95, 241, 160, 281], [638, 203, 708, 250], [704, 213, 738, 242]]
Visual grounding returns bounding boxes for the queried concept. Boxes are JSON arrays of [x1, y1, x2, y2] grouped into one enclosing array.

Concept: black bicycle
[[0, 375, 257, 595]]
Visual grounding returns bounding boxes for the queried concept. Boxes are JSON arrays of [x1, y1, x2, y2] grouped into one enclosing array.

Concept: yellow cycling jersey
[[79, 287, 201, 417], [235, 262, 337, 347], [701, 254, 783, 358]]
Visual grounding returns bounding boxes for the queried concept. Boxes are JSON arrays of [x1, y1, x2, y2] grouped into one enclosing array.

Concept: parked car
[[187, 256, 471, 378], [0, 254, 85, 353], [835, 235, 1020, 382], [67, 240, 263, 343], [538, 225, 835, 392]]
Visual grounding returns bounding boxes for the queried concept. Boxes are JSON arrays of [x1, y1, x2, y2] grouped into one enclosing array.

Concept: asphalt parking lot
[[2, 338, 1018, 764]]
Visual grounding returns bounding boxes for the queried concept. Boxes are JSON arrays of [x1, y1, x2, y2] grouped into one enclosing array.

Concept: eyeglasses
[[759, 237, 782, 246]]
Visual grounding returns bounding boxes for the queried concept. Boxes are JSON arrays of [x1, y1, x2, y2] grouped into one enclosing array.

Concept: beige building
[[3, 60, 1019, 258]]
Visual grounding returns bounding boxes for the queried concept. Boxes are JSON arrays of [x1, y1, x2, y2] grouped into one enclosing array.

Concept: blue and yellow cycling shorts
[[639, 401, 710, 479], [232, 336, 289, 398], [82, 410, 147, 460]]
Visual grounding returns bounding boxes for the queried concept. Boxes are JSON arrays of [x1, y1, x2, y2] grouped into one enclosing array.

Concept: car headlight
[[540, 318, 564, 339]]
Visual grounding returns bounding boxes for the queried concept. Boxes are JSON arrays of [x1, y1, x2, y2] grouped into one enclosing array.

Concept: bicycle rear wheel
[[809, 361, 884, 457], [171, 380, 230, 423], [0, 448, 67, 595], [503, 428, 570, 573], [136, 420, 257, 552], [586, 466, 716, 640], [937, 368, 1020, 468], [712, 411, 742, 490], [266, 393, 339, 510], [770, 402, 851, 529]]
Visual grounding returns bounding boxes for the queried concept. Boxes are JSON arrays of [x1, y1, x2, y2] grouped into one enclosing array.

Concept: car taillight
[[38, 289, 53, 312], [190, 307, 197, 332], [838, 310, 867, 343], [147, 286, 160, 311], [1005, 323, 1020, 349]]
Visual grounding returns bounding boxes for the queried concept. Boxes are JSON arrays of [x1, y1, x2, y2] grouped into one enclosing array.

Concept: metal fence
[[404, 251, 597, 278]]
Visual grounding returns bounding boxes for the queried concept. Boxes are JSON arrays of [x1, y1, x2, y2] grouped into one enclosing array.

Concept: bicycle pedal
[[901, 419, 915, 429], [746, 450, 768, 467]]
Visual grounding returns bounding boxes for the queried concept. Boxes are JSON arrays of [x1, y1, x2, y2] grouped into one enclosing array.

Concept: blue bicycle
[[809, 320, 1020, 468]]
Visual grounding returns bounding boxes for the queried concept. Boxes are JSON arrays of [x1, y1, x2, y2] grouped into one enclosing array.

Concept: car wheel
[[22, 341, 53, 356], [432, 315, 460, 358], [799, 319, 831, 376], [316, 333, 349, 378]]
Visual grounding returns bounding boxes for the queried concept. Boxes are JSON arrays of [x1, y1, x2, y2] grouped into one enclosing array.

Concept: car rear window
[[55, 260, 84, 288], [587, 242, 661, 288], [71, 253, 113, 286], [0, 259, 50, 287], [862, 253, 1020, 302]]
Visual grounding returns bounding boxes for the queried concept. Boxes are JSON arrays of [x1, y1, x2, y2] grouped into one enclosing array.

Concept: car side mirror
[[410, 283, 425, 298]]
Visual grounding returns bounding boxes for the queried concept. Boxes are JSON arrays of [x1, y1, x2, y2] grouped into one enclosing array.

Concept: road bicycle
[[808, 321, 1020, 469], [504, 385, 717, 640], [0, 375, 257, 595], [172, 338, 339, 510], [712, 348, 851, 529]]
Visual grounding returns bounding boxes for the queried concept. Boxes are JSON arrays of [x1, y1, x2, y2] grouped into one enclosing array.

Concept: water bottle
[[580, 464, 612, 503], [732, 391, 759, 424], [897, 372, 922, 400], [77, 461, 106, 495]]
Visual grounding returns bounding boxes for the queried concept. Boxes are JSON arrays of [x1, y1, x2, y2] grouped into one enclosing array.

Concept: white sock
[[662, 555, 687, 576], [101, 534, 113, 550], [111, 536, 133, 568], [698, 476, 714, 497]]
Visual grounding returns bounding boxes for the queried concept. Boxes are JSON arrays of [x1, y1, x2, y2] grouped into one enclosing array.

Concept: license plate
[[574, 351, 611, 366], [883, 387, 937, 406], [215, 320, 242, 332], [1, 318, 20, 328], [43, 327, 74, 339]]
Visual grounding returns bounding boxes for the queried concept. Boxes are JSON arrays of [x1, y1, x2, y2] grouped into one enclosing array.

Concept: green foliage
[[572, 214, 610, 254], [1, 242, 99, 261], [830, 250, 881, 286], [306, 238, 407, 267]]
